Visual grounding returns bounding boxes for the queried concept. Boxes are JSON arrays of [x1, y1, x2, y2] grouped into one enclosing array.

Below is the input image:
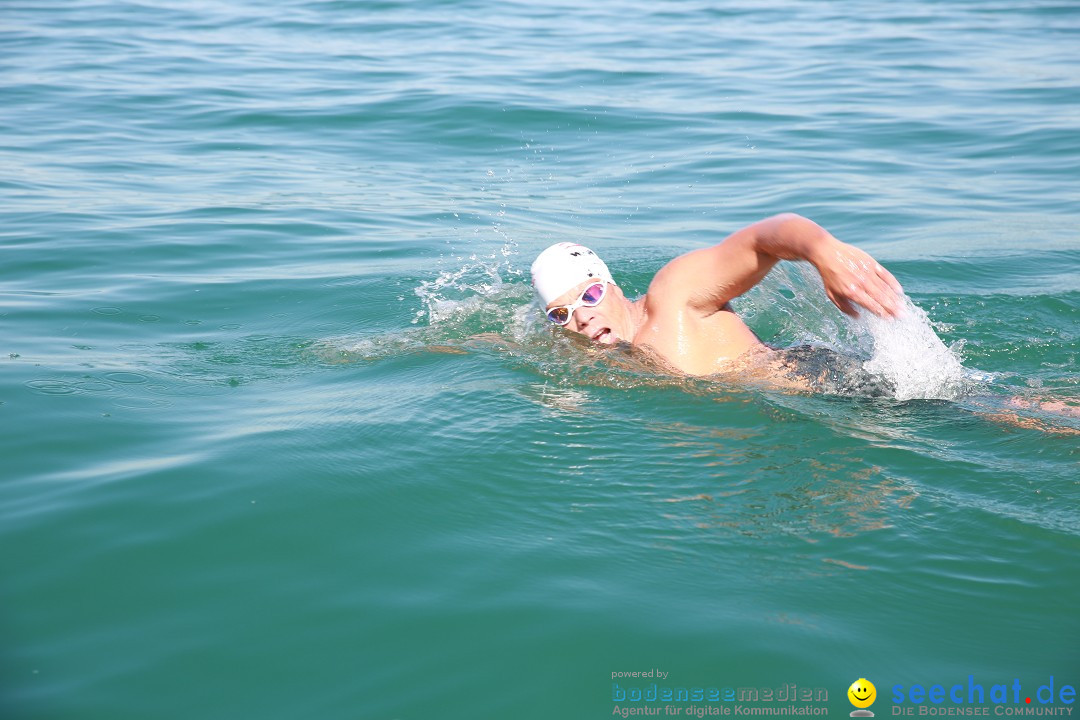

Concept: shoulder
[[642, 247, 715, 318], [634, 282, 706, 352]]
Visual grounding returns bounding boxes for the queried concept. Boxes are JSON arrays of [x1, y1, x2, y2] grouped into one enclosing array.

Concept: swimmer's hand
[[812, 238, 904, 318]]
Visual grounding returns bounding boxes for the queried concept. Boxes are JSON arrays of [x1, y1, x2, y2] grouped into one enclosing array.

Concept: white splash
[[414, 230, 525, 325], [856, 296, 971, 401], [415, 260, 507, 324]]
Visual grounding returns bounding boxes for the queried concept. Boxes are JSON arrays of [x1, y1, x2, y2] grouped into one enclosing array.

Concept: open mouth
[[591, 328, 613, 344]]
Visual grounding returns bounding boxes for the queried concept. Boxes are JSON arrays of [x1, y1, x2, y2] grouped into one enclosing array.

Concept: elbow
[[755, 213, 829, 262], [770, 212, 814, 231], [756, 213, 816, 245]]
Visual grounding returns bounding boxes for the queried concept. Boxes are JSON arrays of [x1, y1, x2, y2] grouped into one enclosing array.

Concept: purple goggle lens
[[546, 282, 606, 326]]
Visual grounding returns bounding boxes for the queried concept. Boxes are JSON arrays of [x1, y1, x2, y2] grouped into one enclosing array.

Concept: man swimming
[[531, 213, 904, 377]]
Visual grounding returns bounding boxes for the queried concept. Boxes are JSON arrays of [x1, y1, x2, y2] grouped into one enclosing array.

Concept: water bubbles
[[856, 296, 971, 401]]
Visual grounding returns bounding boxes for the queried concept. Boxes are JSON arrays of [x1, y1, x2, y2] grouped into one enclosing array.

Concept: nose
[[572, 307, 594, 332]]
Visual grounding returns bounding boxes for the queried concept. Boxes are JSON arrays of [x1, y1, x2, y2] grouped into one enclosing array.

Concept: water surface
[[2, 1, 1078, 719]]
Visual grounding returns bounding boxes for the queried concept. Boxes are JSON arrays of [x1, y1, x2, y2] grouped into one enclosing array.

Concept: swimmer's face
[[848, 679, 876, 709], [546, 280, 622, 345]]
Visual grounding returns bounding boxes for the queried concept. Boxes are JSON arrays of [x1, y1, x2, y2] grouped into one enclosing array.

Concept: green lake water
[[2, 1, 1078, 718]]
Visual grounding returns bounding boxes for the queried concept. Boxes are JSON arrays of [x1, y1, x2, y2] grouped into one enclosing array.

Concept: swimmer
[[530, 214, 1078, 429], [531, 213, 903, 377]]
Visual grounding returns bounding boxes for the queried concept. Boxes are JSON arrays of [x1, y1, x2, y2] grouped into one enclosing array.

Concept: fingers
[[866, 273, 903, 317], [875, 263, 904, 295], [852, 260, 903, 318], [832, 275, 901, 319], [827, 289, 860, 318], [850, 283, 890, 318], [823, 244, 905, 319]]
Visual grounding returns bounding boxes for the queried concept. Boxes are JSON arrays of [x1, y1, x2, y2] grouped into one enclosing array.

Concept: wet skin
[[543, 214, 904, 377]]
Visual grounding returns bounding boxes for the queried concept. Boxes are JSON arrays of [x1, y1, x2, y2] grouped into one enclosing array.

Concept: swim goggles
[[545, 282, 607, 326]]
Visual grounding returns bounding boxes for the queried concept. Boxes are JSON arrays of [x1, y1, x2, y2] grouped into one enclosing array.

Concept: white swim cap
[[530, 242, 615, 306]]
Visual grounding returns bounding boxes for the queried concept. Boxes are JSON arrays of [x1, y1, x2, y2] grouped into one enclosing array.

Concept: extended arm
[[648, 213, 904, 318]]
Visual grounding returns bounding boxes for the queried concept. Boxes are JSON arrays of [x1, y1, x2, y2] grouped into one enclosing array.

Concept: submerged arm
[[649, 213, 904, 318]]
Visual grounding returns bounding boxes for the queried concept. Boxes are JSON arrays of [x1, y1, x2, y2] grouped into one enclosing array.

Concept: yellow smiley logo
[[848, 678, 877, 710]]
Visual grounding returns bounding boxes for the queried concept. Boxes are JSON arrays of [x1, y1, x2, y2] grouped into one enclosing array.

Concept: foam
[[854, 296, 972, 401]]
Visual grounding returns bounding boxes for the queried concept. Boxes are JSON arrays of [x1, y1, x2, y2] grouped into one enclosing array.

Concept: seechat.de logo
[[849, 678, 878, 717]]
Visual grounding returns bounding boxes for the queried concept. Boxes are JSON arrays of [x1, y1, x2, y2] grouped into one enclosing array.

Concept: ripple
[[102, 371, 149, 384], [25, 379, 77, 395], [111, 397, 172, 409], [2, 1, 1079, 707], [73, 381, 114, 393]]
